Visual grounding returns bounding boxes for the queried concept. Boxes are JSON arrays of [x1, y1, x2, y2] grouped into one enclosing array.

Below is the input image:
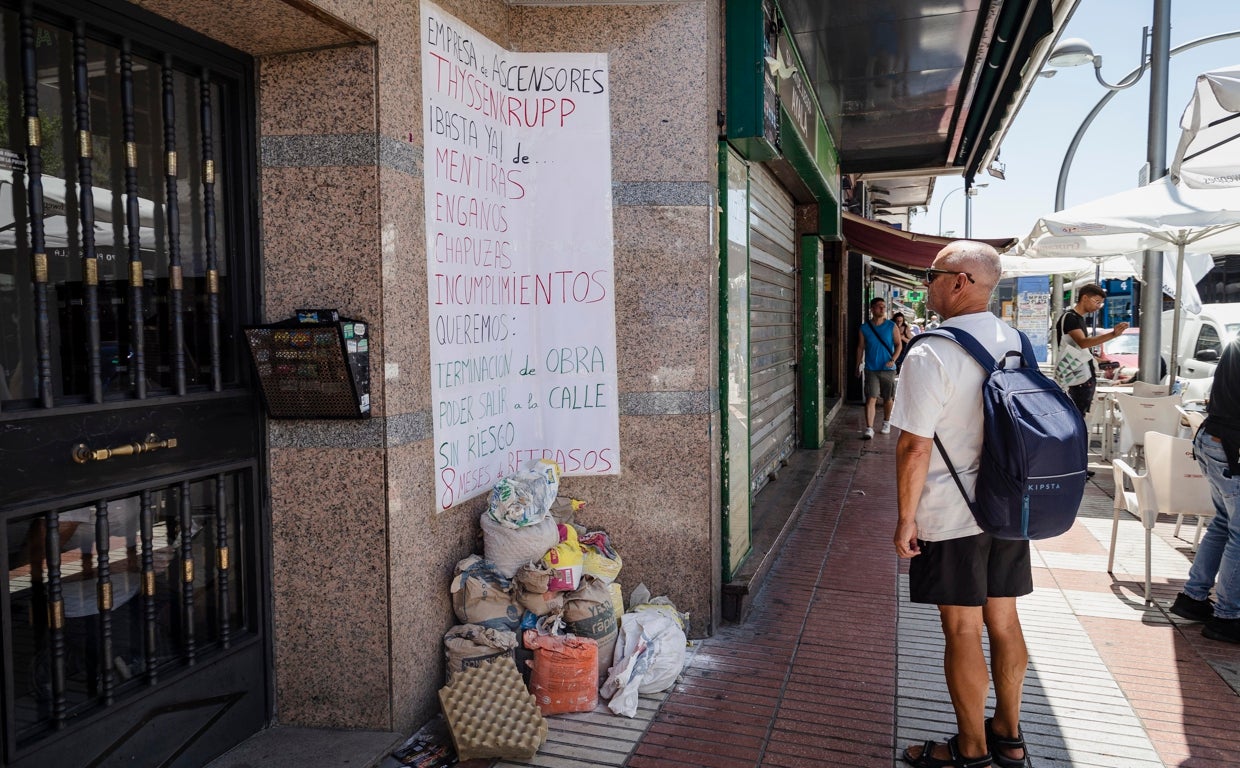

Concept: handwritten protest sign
[[421, 1, 619, 510]]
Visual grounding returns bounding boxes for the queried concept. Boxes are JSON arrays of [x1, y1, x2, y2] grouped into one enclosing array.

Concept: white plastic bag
[[600, 604, 687, 717], [486, 460, 561, 528]]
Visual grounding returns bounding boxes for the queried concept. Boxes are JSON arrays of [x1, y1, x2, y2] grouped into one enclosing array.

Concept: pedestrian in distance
[[856, 297, 902, 439], [1169, 335, 1240, 644], [1055, 283, 1129, 418], [891, 240, 1032, 768], [893, 312, 915, 345]]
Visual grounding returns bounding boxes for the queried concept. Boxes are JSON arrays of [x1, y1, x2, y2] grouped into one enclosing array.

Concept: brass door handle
[[73, 433, 178, 464]]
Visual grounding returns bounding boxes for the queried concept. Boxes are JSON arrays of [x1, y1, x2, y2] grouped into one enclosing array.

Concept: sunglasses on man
[[924, 268, 976, 285]]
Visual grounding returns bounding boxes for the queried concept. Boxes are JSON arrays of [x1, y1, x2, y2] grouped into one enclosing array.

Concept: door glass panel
[[5, 472, 251, 741], [0, 9, 235, 404]]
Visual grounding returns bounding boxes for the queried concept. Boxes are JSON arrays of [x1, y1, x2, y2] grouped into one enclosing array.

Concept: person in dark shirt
[[1055, 284, 1129, 416], [1170, 336, 1240, 643]]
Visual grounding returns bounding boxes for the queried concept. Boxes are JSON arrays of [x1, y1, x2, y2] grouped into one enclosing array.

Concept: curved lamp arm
[[1056, 29, 1240, 211]]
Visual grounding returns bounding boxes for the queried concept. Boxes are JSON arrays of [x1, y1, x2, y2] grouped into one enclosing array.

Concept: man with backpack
[[856, 296, 903, 439], [891, 241, 1035, 768]]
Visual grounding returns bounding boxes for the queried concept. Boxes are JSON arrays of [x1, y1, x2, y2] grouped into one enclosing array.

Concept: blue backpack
[[912, 327, 1088, 540]]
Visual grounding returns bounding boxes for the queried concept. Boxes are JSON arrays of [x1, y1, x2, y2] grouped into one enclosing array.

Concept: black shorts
[[908, 533, 1033, 606]]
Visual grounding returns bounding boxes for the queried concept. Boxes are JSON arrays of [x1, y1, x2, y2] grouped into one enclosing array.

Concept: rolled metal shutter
[[748, 164, 798, 496]]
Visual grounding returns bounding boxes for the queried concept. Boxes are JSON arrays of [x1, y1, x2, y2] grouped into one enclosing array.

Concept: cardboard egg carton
[[438, 658, 548, 761]]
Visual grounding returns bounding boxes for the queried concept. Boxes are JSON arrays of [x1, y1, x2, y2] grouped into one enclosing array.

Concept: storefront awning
[[842, 212, 1016, 270]]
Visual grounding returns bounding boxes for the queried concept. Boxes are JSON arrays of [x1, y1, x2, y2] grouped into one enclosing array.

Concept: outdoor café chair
[[1109, 431, 1214, 603]]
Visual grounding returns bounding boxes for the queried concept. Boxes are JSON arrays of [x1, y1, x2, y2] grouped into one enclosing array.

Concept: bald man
[[891, 241, 1032, 768]]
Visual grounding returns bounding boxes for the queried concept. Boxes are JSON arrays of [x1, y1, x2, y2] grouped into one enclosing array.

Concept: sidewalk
[[213, 404, 1240, 768], [621, 406, 1240, 767]]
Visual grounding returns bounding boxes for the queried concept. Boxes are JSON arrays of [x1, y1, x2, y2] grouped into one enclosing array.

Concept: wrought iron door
[[0, 3, 265, 766]]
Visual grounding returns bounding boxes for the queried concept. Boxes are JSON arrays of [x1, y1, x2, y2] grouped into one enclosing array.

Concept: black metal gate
[[0, 3, 265, 766]]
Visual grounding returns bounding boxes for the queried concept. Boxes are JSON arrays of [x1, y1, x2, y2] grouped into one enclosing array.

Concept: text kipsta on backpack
[[909, 328, 1089, 540]]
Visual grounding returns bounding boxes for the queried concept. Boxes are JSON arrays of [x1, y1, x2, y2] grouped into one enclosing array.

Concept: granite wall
[[127, 0, 721, 733]]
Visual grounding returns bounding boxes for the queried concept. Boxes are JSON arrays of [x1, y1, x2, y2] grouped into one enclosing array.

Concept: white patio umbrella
[[1171, 64, 1240, 189], [1013, 176, 1240, 378], [999, 252, 1138, 280]]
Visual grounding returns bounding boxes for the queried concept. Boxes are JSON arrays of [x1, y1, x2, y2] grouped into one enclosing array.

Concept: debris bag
[[601, 604, 688, 717], [579, 530, 622, 584], [542, 524, 583, 592], [608, 582, 624, 620], [563, 575, 618, 682], [486, 460, 560, 528], [443, 624, 519, 685], [514, 561, 565, 617], [449, 555, 520, 632], [481, 512, 558, 579], [523, 630, 598, 715], [549, 496, 587, 526]]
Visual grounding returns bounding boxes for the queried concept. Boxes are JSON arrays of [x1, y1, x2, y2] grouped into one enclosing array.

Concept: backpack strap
[[902, 325, 1035, 515]]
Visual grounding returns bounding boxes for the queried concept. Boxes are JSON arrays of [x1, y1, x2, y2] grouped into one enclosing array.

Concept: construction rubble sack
[[514, 560, 565, 617], [579, 530, 622, 583], [601, 596, 688, 717], [443, 624, 519, 685], [542, 523, 584, 592], [481, 512, 558, 579], [523, 630, 598, 715], [450, 555, 520, 632], [563, 575, 618, 682]]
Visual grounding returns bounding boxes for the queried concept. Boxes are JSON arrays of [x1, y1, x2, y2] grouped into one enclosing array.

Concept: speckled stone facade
[[126, 0, 722, 734]]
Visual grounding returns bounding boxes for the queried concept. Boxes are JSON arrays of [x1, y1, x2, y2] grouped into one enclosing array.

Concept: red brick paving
[[622, 407, 1240, 768]]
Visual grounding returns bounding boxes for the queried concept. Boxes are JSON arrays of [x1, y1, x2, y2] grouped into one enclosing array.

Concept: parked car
[[1097, 327, 1140, 382], [1160, 302, 1240, 379]]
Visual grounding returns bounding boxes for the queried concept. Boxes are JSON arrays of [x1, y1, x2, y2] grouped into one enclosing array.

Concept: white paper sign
[[422, 1, 619, 510]]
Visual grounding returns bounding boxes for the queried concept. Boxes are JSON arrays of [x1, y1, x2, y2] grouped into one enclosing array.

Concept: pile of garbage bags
[[442, 459, 687, 721]]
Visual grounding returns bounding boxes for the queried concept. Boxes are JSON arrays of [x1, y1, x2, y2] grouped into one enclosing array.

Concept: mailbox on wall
[[244, 309, 371, 419]]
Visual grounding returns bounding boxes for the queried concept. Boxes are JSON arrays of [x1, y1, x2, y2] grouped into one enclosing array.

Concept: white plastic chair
[[1108, 431, 1215, 602], [1111, 394, 1186, 468], [1175, 404, 1206, 436], [1085, 390, 1114, 461], [1180, 376, 1213, 406], [1132, 381, 1171, 398]]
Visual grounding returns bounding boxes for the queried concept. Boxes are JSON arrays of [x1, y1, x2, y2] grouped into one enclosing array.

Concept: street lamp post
[[1048, 12, 1240, 382], [964, 183, 987, 238], [1047, 27, 1150, 333], [936, 186, 964, 236], [937, 183, 987, 237]]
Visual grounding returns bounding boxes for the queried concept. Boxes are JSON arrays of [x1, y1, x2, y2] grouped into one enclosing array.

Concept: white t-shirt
[[890, 311, 1022, 541]]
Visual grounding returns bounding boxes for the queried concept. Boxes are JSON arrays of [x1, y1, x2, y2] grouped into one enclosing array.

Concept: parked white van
[[1160, 302, 1240, 379]]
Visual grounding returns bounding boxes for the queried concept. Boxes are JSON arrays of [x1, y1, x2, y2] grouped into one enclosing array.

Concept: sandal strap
[[986, 718, 1028, 749], [949, 735, 994, 768]]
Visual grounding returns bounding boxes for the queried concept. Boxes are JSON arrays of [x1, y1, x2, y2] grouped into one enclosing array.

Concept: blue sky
[[908, 0, 1240, 240]]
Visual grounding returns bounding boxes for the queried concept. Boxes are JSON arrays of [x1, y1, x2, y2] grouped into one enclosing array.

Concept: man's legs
[[905, 604, 990, 762], [879, 372, 896, 432], [940, 604, 990, 759], [865, 396, 877, 430], [984, 597, 1028, 761]]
